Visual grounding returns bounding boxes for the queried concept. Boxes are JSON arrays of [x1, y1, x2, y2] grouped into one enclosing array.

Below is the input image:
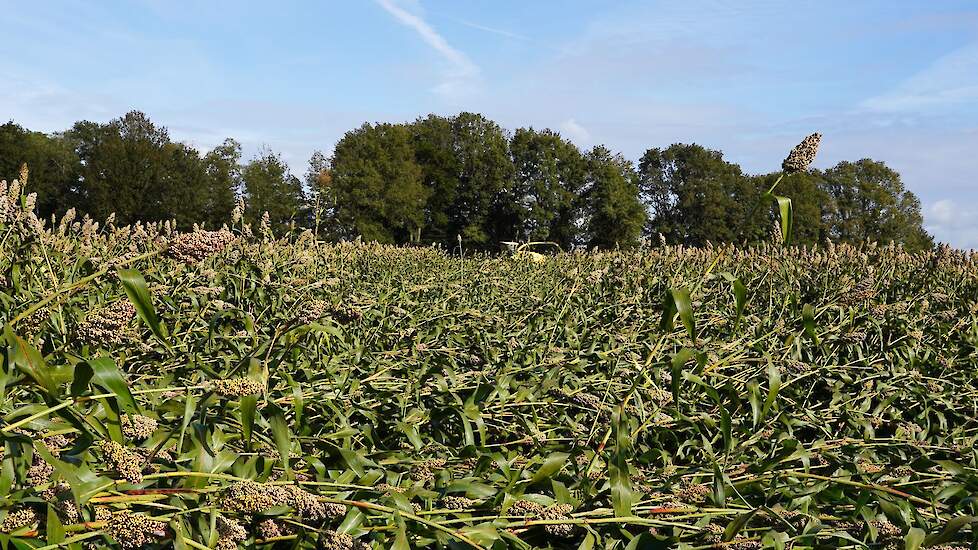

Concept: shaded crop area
[[1, 180, 977, 549]]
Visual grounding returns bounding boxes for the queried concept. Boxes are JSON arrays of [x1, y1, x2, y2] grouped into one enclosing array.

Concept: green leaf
[[33, 444, 92, 505], [4, 324, 58, 396], [773, 194, 793, 245], [670, 348, 695, 412], [609, 407, 633, 517], [923, 516, 977, 547], [671, 287, 696, 341], [117, 268, 168, 343], [445, 480, 497, 499], [101, 396, 124, 443], [70, 362, 93, 397], [905, 527, 925, 550], [731, 277, 747, 330], [397, 421, 423, 451], [660, 290, 678, 332], [284, 373, 304, 428], [84, 356, 139, 415], [267, 404, 292, 475], [239, 395, 257, 451], [46, 504, 65, 544], [336, 508, 365, 534], [722, 510, 758, 542], [802, 303, 818, 344], [392, 511, 411, 550], [761, 361, 781, 420], [530, 452, 569, 485], [577, 533, 596, 550]]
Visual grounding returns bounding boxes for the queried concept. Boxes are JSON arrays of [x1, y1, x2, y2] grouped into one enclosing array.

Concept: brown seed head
[[210, 378, 265, 397], [121, 414, 157, 440], [0, 508, 38, 532], [104, 510, 168, 548], [77, 301, 137, 347], [98, 441, 144, 483], [167, 229, 235, 263], [441, 496, 475, 510], [782, 133, 821, 173], [320, 530, 369, 550], [540, 503, 575, 538]]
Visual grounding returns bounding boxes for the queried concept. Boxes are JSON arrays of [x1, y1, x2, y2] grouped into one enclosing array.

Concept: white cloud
[[559, 118, 591, 144], [375, 0, 481, 101], [862, 42, 978, 112], [925, 199, 978, 249], [454, 19, 533, 42]]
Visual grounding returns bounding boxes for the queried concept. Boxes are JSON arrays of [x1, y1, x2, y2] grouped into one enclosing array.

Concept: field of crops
[[2, 178, 977, 550]]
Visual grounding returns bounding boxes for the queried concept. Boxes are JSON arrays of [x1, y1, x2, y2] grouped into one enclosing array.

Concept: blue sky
[[2, 0, 978, 246]]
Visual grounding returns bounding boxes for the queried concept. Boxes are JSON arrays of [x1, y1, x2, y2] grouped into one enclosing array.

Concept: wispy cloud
[[453, 19, 533, 42], [375, 0, 481, 101], [925, 199, 978, 249], [560, 118, 591, 144], [861, 42, 978, 112]]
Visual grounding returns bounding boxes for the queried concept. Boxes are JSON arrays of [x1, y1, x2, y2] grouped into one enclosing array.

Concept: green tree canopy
[[0, 122, 80, 219], [751, 171, 831, 246], [201, 138, 242, 228], [62, 111, 240, 228], [328, 122, 428, 243], [639, 143, 761, 245], [410, 114, 460, 245], [821, 159, 933, 250], [0, 112, 937, 251], [241, 148, 305, 231], [509, 127, 587, 248], [584, 145, 646, 249], [410, 112, 515, 247]]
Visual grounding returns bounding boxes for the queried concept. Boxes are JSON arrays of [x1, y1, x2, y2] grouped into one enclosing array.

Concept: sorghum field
[[1, 178, 977, 550]]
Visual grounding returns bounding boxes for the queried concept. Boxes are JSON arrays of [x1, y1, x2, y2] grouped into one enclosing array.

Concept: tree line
[[0, 110, 932, 250]]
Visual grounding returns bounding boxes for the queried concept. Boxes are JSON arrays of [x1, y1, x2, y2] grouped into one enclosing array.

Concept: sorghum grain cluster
[[121, 414, 157, 440], [210, 378, 265, 397], [167, 228, 235, 263], [782, 133, 821, 173], [104, 510, 168, 548], [98, 441, 145, 483], [76, 301, 136, 347]]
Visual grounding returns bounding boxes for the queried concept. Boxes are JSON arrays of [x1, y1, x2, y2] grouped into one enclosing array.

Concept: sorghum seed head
[[376, 483, 405, 495], [210, 378, 264, 397], [43, 433, 72, 456], [98, 440, 144, 483], [219, 481, 279, 514], [675, 480, 711, 503], [121, 414, 157, 440], [510, 499, 544, 517], [257, 519, 281, 539], [77, 301, 137, 347], [167, 229, 235, 263], [320, 530, 369, 550], [26, 455, 54, 485], [104, 510, 168, 549], [295, 299, 329, 325], [540, 503, 574, 538], [0, 508, 38, 532], [220, 481, 327, 521], [782, 133, 821, 173], [215, 516, 248, 550], [441, 496, 475, 510], [871, 519, 902, 538], [323, 502, 347, 518]]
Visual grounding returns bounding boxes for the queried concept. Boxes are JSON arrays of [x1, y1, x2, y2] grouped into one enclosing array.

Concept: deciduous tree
[[241, 148, 305, 231], [509, 127, 587, 248], [584, 145, 646, 249], [328, 123, 428, 243]]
